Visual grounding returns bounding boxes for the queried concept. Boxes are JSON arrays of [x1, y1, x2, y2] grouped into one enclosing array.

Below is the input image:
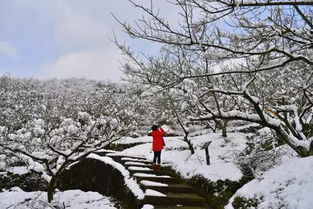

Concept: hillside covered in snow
[[0, 76, 312, 209]]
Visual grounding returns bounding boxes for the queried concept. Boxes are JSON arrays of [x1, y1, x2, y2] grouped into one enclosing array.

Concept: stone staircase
[[104, 153, 211, 209]]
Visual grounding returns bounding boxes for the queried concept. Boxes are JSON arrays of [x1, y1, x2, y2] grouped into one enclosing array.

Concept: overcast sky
[[0, 0, 177, 82]]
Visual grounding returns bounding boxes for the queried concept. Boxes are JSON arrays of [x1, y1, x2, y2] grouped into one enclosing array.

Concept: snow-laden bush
[[226, 156, 313, 209], [234, 128, 296, 178]]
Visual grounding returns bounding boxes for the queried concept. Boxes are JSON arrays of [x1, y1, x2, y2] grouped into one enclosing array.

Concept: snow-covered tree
[[0, 77, 140, 202], [140, 84, 198, 153], [116, 0, 313, 156]]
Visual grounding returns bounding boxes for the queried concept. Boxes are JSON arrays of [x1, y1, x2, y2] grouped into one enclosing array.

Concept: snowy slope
[[225, 156, 313, 209], [115, 132, 248, 182]]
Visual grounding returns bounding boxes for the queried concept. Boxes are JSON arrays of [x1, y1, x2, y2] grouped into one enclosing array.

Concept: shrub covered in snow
[[234, 128, 297, 178], [226, 156, 313, 209]]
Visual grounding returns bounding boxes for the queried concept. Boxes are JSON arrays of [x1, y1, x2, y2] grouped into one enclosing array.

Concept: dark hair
[[151, 125, 158, 131]]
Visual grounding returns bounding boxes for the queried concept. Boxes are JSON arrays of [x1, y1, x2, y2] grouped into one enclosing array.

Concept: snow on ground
[[225, 156, 313, 209], [116, 132, 247, 182], [0, 187, 116, 209], [3, 128, 307, 208]]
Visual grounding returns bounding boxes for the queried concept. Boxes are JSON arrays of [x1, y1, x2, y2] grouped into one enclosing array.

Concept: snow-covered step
[[141, 182, 196, 194], [104, 155, 150, 165], [134, 175, 182, 184], [133, 173, 171, 178], [143, 193, 205, 206], [105, 153, 147, 160], [124, 162, 152, 169], [120, 156, 149, 161], [124, 161, 151, 167], [128, 166, 152, 172], [128, 167, 167, 176], [140, 180, 169, 187], [125, 165, 152, 170], [154, 206, 205, 209], [120, 158, 152, 164]]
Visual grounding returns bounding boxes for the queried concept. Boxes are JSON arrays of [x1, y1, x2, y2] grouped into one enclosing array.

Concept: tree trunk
[[47, 175, 57, 203], [166, 94, 195, 154], [222, 119, 228, 138], [309, 141, 313, 156], [275, 128, 311, 157], [184, 132, 195, 154]]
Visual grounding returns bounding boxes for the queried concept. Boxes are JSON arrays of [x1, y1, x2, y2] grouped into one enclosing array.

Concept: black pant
[[153, 151, 161, 164]]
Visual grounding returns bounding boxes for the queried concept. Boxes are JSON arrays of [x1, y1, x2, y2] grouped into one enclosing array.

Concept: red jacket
[[151, 127, 166, 151]]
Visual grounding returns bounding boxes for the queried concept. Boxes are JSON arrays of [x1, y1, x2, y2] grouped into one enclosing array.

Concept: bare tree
[[115, 0, 313, 156]]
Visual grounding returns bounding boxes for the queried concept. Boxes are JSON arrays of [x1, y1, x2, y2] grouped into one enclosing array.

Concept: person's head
[[151, 125, 158, 131]]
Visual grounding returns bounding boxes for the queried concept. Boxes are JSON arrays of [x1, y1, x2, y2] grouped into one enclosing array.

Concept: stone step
[[125, 162, 172, 169], [120, 158, 152, 164], [107, 154, 148, 161], [129, 168, 170, 176], [141, 183, 196, 194], [154, 206, 205, 209], [104, 154, 208, 208], [124, 162, 152, 167], [135, 175, 183, 184], [143, 193, 205, 206], [104, 156, 148, 165], [120, 156, 149, 160]]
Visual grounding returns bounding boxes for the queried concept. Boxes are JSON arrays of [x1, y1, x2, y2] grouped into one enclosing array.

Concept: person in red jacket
[[151, 124, 166, 170]]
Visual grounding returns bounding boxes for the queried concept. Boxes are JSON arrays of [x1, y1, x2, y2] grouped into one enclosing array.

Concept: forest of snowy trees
[[0, 77, 144, 202], [0, 0, 312, 208], [0, 73, 311, 208]]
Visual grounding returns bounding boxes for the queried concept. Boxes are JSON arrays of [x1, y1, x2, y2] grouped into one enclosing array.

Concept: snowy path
[[101, 152, 211, 209]]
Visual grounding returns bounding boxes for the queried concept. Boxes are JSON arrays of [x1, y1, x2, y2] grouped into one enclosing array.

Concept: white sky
[[0, 0, 178, 82]]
